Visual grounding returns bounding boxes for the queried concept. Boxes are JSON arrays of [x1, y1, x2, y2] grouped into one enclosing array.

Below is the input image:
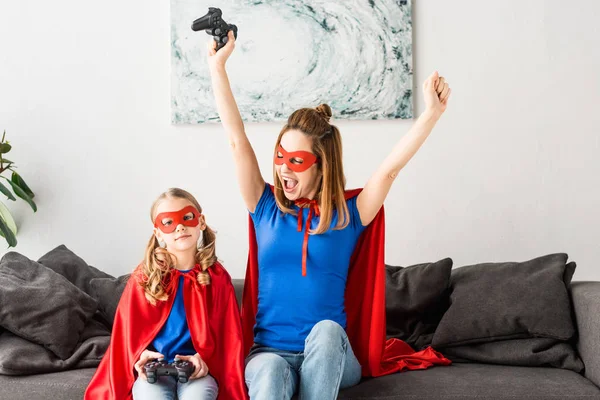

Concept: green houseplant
[[0, 130, 37, 247]]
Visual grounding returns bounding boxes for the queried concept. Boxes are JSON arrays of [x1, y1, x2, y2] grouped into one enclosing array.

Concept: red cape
[[241, 188, 451, 377], [85, 262, 248, 400]]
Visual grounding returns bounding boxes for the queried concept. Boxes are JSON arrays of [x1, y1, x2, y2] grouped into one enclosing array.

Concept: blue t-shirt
[[250, 183, 366, 351], [151, 274, 196, 362]]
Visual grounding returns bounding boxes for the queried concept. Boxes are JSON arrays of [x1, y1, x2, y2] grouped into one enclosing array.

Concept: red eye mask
[[274, 145, 318, 173], [154, 205, 200, 234]]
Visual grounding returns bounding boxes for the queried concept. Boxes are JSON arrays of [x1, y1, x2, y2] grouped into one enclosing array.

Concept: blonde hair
[[140, 188, 217, 305], [273, 103, 349, 234]]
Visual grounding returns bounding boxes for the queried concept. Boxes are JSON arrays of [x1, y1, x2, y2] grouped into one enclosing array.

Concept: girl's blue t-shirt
[[250, 183, 366, 351], [151, 274, 196, 362]]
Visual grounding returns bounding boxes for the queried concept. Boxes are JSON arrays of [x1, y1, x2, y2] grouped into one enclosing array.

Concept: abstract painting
[[171, 0, 412, 124]]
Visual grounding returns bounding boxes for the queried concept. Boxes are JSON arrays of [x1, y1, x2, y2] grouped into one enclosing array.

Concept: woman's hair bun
[[315, 104, 332, 122]]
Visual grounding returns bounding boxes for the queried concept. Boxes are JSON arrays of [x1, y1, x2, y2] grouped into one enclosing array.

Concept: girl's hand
[[176, 353, 209, 380], [134, 350, 164, 380], [423, 71, 451, 117], [207, 30, 236, 70]]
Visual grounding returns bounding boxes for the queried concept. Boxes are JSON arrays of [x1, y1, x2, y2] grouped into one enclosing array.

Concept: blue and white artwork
[[171, 0, 412, 124]]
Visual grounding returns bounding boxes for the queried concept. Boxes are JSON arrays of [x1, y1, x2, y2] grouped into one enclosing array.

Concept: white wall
[[1, 0, 599, 280]]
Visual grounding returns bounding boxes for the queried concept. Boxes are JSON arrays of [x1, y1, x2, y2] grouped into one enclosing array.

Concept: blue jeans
[[245, 320, 362, 400], [132, 374, 218, 400]]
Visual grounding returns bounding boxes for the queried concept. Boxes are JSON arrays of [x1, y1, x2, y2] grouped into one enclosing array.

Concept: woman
[[207, 31, 452, 400]]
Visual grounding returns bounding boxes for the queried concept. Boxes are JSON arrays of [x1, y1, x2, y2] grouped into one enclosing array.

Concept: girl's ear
[[153, 227, 162, 242], [199, 214, 207, 230]]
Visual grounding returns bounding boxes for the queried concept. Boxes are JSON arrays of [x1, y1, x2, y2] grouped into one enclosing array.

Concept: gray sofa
[[1, 279, 599, 400]]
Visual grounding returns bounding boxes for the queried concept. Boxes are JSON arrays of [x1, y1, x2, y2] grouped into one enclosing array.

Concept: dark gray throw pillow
[[432, 253, 576, 348], [385, 258, 452, 350], [441, 337, 583, 372], [89, 274, 130, 327], [0, 314, 110, 375], [0, 252, 98, 360], [37, 244, 112, 295]]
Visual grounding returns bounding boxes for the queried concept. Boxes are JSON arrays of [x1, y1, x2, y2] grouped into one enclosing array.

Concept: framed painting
[[171, 0, 412, 123]]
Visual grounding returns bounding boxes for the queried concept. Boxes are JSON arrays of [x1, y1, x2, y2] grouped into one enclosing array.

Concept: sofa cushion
[[89, 274, 130, 327], [432, 253, 576, 348], [0, 368, 96, 400], [0, 363, 598, 400], [337, 363, 600, 399], [0, 252, 98, 360], [37, 245, 112, 295], [385, 258, 452, 350]]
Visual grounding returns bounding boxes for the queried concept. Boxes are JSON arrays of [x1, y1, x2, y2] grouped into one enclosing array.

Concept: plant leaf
[[0, 202, 18, 247], [2, 178, 37, 212], [0, 143, 11, 154], [11, 171, 34, 198], [2, 158, 13, 164], [0, 181, 16, 201], [0, 218, 18, 247], [0, 201, 17, 235]]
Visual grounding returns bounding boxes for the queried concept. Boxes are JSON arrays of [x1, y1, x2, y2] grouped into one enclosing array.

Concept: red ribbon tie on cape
[[294, 198, 320, 277]]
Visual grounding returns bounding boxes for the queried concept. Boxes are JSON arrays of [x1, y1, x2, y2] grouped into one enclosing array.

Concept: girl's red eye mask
[[154, 205, 200, 233]]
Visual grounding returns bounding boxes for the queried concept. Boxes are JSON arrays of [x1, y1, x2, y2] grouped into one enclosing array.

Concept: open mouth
[[282, 177, 298, 192]]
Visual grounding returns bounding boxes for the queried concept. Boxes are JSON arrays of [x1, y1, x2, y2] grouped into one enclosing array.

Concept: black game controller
[[144, 357, 195, 384], [191, 7, 238, 52]]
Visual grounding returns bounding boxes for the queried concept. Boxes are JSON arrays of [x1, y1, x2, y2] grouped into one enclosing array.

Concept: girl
[[84, 188, 248, 400], [208, 31, 452, 400]]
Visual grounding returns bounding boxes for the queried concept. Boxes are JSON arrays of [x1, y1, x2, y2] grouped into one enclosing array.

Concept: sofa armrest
[[570, 281, 600, 387]]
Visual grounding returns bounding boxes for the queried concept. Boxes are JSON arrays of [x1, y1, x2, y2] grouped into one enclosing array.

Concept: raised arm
[[357, 71, 451, 225], [207, 31, 265, 212]]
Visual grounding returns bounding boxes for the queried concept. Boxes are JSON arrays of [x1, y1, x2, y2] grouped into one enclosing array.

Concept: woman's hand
[[176, 353, 209, 380], [423, 71, 451, 117], [207, 30, 236, 70], [133, 350, 164, 380]]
